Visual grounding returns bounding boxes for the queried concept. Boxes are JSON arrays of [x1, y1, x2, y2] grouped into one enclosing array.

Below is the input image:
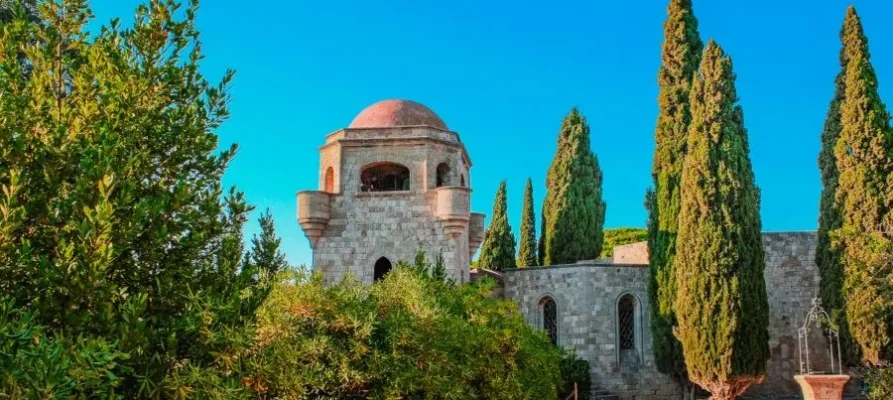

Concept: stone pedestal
[[794, 375, 850, 400]]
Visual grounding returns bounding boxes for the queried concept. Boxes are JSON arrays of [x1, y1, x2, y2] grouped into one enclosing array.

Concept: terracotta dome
[[349, 99, 447, 130]]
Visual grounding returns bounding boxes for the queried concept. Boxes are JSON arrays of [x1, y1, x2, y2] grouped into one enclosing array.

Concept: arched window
[[361, 162, 410, 192], [460, 174, 466, 187], [540, 296, 558, 345], [436, 163, 451, 187], [324, 167, 335, 192], [618, 294, 636, 350], [373, 257, 392, 282]]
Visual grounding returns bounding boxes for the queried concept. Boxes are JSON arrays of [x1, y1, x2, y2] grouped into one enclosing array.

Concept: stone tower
[[297, 99, 486, 284]]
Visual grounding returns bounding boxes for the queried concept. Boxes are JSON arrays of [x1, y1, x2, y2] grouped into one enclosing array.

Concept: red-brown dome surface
[[349, 99, 447, 130]]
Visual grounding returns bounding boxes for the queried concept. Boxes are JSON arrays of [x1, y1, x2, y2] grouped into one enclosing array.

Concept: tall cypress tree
[[539, 108, 606, 265], [647, 0, 702, 387], [833, 6, 893, 367], [517, 178, 539, 267], [478, 181, 517, 271], [817, 5, 862, 363], [675, 41, 770, 400]]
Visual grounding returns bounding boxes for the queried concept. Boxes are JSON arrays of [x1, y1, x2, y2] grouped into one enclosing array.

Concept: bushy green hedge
[[237, 265, 565, 399]]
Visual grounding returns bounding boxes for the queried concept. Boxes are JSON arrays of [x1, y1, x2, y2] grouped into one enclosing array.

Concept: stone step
[[590, 391, 619, 400]]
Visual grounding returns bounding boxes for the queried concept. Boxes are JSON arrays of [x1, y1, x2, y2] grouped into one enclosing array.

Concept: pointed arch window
[[618, 294, 636, 350], [540, 296, 558, 345]]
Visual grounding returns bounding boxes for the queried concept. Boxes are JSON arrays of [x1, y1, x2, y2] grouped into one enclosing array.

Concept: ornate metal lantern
[[797, 297, 843, 375]]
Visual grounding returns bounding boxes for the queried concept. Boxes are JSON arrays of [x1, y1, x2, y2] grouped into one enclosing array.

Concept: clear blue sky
[[90, 0, 893, 267]]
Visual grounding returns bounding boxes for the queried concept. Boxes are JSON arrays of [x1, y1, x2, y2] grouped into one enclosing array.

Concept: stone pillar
[[435, 187, 471, 278], [794, 375, 850, 400]]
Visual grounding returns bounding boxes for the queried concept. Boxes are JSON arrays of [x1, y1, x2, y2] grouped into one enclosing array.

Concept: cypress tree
[[817, 5, 864, 363], [517, 178, 539, 267], [675, 41, 770, 400], [539, 108, 606, 265], [647, 0, 702, 386], [478, 181, 517, 271], [239, 209, 291, 314], [833, 6, 893, 366]]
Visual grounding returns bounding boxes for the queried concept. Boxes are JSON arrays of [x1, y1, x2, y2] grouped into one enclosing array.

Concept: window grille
[[618, 295, 636, 350], [542, 298, 557, 345]]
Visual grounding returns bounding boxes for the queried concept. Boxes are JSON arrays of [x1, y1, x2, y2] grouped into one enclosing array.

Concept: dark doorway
[[373, 257, 392, 282]]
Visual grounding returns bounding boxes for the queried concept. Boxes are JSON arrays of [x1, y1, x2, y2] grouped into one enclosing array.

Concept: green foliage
[[600, 228, 647, 258], [674, 41, 770, 398], [559, 350, 592, 400], [816, 4, 853, 364], [0, 1, 285, 396], [831, 6, 893, 367], [839, 232, 893, 365], [539, 108, 606, 265], [517, 178, 539, 267], [0, 299, 125, 399], [238, 208, 291, 315], [865, 366, 893, 400], [245, 262, 564, 399], [478, 180, 517, 270], [647, 0, 702, 385]]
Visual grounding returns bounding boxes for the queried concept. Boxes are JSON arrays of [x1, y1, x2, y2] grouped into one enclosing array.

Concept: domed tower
[[297, 99, 486, 284]]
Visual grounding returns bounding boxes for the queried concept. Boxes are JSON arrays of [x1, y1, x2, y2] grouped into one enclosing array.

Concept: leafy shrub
[[0, 299, 125, 399], [559, 350, 592, 400], [600, 228, 647, 258], [865, 366, 893, 400], [244, 264, 564, 399]]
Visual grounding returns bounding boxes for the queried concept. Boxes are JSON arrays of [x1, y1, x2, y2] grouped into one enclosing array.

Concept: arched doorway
[[373, 257, 392, 282], [436, 162, 450, 187]]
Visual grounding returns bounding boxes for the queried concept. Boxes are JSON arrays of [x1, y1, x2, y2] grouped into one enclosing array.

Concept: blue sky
[[89, 0, 893, 267]]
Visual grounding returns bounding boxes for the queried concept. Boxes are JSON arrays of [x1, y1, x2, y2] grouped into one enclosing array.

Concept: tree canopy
[[539, 108, 606, 265]]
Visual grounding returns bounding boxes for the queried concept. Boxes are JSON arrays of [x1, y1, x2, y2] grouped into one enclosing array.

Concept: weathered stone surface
[[298, 101, 482, 284], [612, 242, 648, 265], [502, 232, 862, 400]]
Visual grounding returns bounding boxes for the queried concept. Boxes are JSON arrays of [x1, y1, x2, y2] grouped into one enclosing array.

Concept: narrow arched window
[[324, 167, 335, 192], [540, 297, 558, 345], [360, 162, 410, 192], [373, 257, 392, 282], [460, 174, 466, 187], [618, 294, 636, 350], [436, 163, 450, 187]]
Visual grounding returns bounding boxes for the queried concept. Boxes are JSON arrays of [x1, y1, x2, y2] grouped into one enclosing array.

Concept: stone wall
[[504, 263, 680, 400], [613, 241, 649, 265], [313, 190, 468, 283], [308, 127, 478, 284], [502, 232, 862, 400]]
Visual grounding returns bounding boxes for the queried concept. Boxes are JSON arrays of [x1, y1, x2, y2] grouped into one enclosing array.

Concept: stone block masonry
[[503, 232, 862, 400]]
